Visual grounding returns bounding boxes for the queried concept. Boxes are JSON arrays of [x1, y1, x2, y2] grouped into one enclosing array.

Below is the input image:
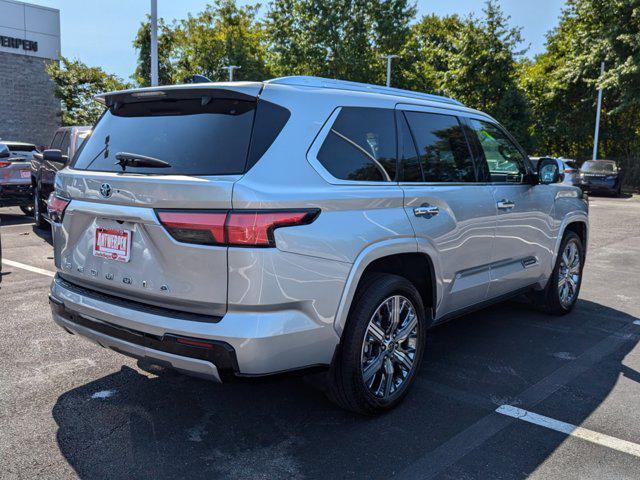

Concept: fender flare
[[551, 213, 589, 271], [332, 237, 440, 336]]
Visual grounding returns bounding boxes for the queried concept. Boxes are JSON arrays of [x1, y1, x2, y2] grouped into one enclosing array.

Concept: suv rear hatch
[[53, 83, 284, 316]]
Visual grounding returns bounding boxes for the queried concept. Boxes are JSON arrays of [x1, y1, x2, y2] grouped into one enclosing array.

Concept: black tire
[[325, 273, 427, 415], [32, 185, 46, 229], [20, 205, 34, 216], [533, 231, 584, 315]]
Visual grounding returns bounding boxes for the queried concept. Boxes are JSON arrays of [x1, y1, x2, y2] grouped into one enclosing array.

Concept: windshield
[[72, 97, 256, 175], [582, 161, 617, 173]]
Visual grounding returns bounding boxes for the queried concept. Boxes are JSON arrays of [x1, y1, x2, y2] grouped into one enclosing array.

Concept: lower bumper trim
[[50, 295, 239, 382]]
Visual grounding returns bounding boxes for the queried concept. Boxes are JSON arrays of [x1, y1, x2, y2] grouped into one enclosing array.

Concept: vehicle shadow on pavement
[[51, 299, 639, 479], [0, 210, 34, 227]]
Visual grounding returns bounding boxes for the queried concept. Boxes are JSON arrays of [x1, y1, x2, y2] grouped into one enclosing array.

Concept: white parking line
[[1, 259, 55, 277], [496, 405, 640, 458]]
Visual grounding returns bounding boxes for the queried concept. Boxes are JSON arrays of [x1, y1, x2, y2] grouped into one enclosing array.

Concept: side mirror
[[537, 158, 561, 184], [43, 149, 68, 164]]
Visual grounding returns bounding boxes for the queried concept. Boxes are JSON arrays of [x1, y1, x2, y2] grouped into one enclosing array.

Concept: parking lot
[[0, 194, 639, 479]]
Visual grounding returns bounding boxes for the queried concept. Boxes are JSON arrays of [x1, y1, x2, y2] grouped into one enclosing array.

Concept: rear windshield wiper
[[115, 152, 171, 172]]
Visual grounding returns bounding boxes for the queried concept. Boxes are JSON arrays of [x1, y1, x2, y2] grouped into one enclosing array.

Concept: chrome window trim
[[306, 107, 398, 186]]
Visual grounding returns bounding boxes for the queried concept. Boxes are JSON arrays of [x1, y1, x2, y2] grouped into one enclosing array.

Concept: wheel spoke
[[393, 349, 413, 372], [558, 276, 566, 288], [383, 357, 394, 398], [367, 321, 385, 343], [387, 296, 401, 335], [395, 314, 418, 342], [363, 352, 385, 383]]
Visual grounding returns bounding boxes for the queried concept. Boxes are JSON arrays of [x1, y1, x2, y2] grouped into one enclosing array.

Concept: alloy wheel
[[360, 295, 419, 400], [558, 240, 581, 308]]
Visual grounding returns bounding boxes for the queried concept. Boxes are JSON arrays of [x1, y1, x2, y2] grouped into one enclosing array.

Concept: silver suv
[[48, 77, 588, 414]]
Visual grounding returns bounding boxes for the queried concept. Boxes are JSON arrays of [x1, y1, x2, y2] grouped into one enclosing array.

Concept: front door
[[465, 118, 556, 298], [397, 106, 497, 318]]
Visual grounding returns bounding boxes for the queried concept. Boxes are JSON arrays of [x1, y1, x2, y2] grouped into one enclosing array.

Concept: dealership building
[[0, 0, 60, 147]]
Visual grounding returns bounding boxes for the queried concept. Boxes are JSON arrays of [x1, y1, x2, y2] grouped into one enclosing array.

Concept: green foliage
[[46, 57, 130, 126], [174, 0, 270, 82], [520, 0, 640, 185], [132, 17, 178, 86], [399, 1, 532, 148], [266, 0, 416, 83], [132, 0, 269, 83]]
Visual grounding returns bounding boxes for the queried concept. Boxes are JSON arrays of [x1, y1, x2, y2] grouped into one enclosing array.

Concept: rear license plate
[[94, 227, 131, 263], [20, 170, 30, 179]]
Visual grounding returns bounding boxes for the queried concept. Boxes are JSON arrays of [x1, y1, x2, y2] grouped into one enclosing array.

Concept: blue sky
[[33, 0, 566, 81]]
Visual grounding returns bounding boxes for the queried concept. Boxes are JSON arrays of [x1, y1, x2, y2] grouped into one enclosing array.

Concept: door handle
[[413, 205, 439, 217], [497, 199, 515, 210]]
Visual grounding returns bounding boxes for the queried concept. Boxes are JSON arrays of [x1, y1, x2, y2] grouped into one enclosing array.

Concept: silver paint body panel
[[50, 80, 589, 377]]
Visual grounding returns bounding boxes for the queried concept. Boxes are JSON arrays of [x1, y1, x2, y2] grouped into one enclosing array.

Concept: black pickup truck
[[31, 125, 90, 228]]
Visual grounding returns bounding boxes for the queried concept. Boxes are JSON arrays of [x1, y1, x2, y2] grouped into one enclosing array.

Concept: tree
[[173, 0, 270, 82], [46, 57, 130, 126], [399, 1, 532, 147], [132, 17, 178, 86], [266, 0, 415, 84], [520, 0, 640, 185]]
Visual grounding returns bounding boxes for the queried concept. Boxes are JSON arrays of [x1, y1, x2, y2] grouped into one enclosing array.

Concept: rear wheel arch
[[334, 248, 437, 337]]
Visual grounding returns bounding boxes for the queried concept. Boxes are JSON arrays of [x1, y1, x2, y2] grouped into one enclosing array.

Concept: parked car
[[578, 159, 622, 196], [31, 126, 90, 227], [0, 141, 39, 214], [529, 157, 579, 187], [48, 77, 588, 414]]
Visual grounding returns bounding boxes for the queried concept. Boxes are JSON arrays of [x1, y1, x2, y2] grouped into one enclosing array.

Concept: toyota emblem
[[100, 183, 112, 198]]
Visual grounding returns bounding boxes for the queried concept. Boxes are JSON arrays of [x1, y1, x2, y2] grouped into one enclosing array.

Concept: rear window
[[72, 98, 256, 175], [7, 143, 36, 152]]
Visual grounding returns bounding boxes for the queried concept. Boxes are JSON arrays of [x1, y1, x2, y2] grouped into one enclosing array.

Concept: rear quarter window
[[317, 107, 397, 182]]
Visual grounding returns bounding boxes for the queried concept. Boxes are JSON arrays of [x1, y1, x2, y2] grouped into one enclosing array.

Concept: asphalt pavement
[[1, 194, 639, 479]]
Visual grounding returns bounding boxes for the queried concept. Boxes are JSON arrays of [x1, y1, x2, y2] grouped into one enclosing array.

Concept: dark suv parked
[[578, 160, 621, 196]]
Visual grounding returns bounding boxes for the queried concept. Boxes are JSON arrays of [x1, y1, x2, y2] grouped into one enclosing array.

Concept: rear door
[[464, 117, 556, 298], [53, 85, 262, 316], [397, 105, 496, 318]]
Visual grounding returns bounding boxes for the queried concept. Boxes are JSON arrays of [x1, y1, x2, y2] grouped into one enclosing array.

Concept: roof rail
[[266, 76, 464, 106]]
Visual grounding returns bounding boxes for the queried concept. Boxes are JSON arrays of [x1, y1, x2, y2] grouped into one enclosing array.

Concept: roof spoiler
[[95, 82, 264, 108]]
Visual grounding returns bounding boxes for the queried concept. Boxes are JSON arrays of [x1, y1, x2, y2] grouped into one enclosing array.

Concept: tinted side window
[[50, 131, 63, 149], [59, 132, 70, 157], [404, 112, 476, 183], [317, 107, 396, 182], [397, 112, 421, 182], [468, 119, 526, 183]]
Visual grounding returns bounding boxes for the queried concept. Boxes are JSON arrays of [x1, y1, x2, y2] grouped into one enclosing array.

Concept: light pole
[[381, 54, 399, 87], [592, 61, 605, 161], [222, 65, 241, 81], [150, 0, 158, 86]]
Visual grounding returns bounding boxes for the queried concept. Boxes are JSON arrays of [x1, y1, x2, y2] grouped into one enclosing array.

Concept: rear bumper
[[50, 274, 340, 379], [0, 184, 31, 206]]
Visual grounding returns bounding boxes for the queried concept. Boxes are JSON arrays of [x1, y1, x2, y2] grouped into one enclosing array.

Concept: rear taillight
[[565, 168, 577, 174], [0, 161, 10, 168], [157, 209, 320, 247], [47, 193, 70, 223]]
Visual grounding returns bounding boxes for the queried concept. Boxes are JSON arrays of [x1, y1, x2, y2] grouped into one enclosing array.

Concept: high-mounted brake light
[[157, 209, 320, 247], [47, 193, 70, 223]]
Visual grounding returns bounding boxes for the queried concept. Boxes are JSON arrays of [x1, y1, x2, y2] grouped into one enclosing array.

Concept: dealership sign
[[0, 35, 38, 52]]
